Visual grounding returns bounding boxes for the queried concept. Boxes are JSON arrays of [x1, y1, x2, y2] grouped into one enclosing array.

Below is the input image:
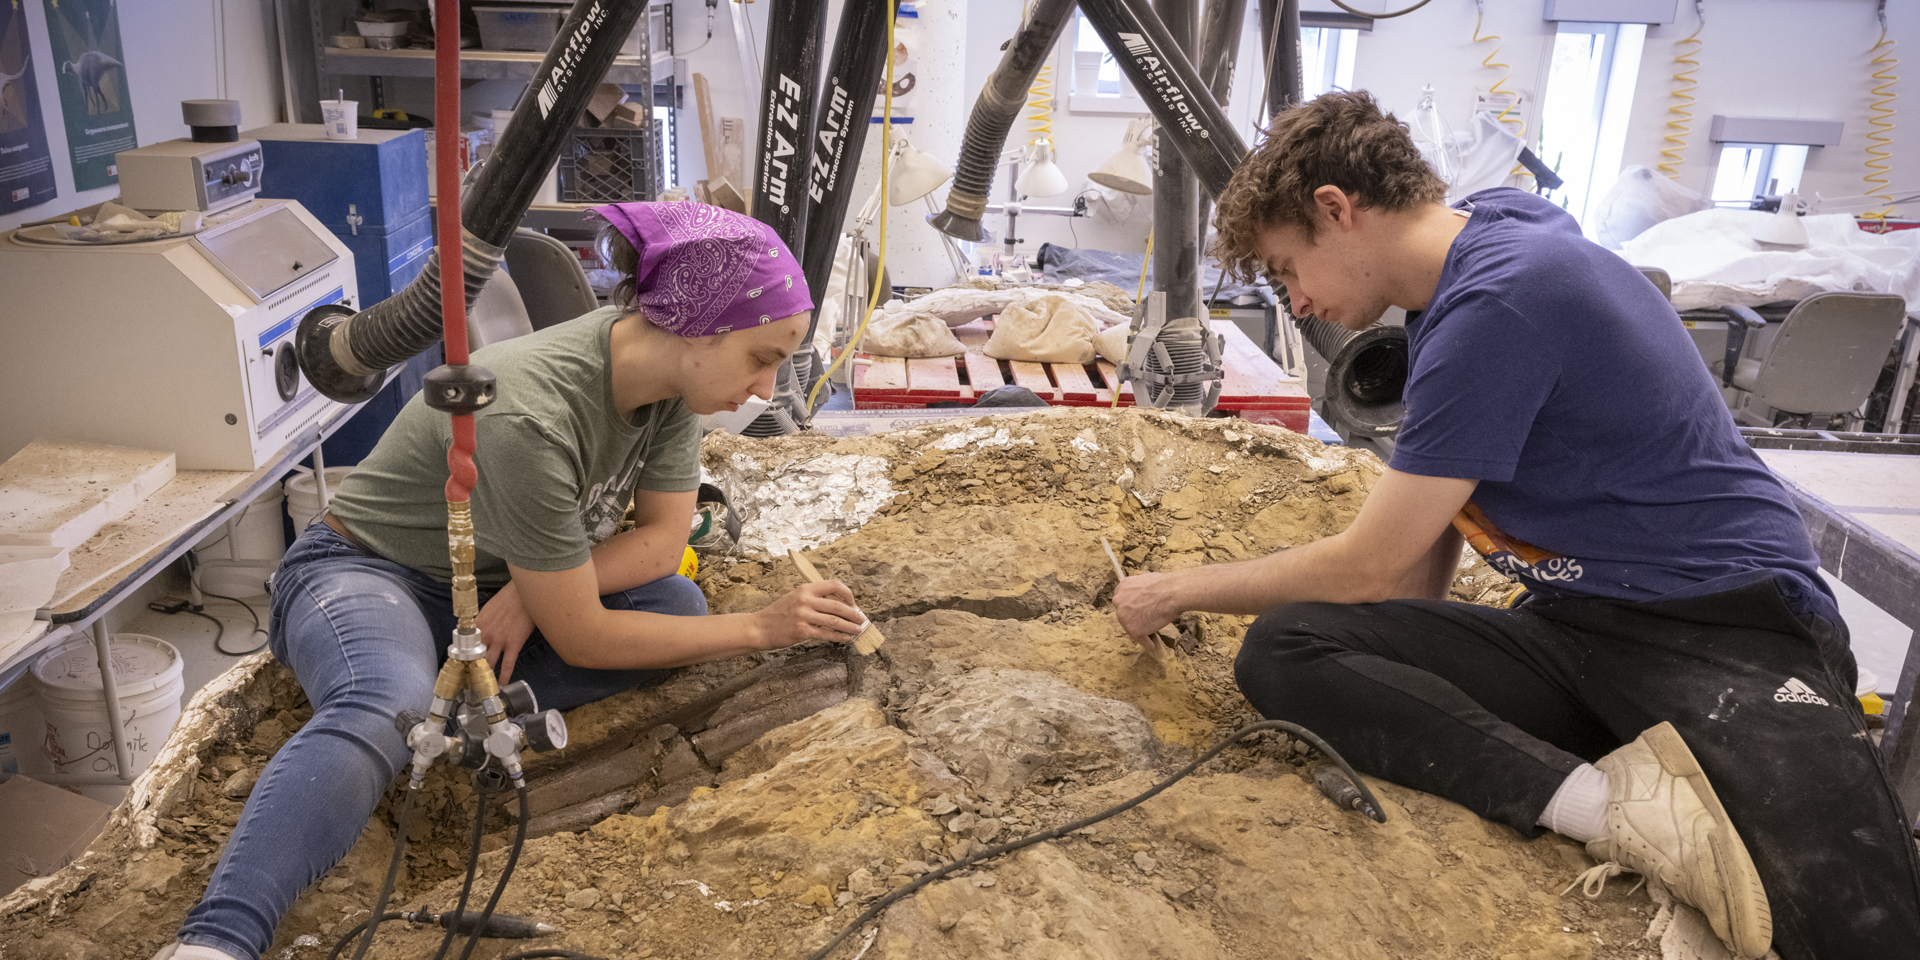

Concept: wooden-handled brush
[[1102, 537, 1172, 662], [788, 548, 887, 655]]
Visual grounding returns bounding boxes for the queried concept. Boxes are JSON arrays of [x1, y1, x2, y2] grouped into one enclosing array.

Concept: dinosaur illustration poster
[[43, 0, 134, 191], [0, 0, 56, 214]]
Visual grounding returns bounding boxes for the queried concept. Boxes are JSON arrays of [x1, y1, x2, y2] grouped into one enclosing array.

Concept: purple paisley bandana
[[593, 201, 814, 337]]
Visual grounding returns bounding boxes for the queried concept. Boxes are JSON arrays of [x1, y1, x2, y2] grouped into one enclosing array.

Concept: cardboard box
[[605, 102, 648, 130], [584, 83, 628, 126], [0, 776, 113, 897]]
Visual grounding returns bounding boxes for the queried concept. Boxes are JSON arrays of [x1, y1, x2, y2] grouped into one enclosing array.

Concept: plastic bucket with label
[[31, 633, 185, 782], [285, 467, 356, 534]]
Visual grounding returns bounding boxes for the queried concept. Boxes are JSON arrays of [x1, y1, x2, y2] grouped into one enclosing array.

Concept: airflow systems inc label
[[1115, 32, 1207, 139], [537, 2, 612, 119]]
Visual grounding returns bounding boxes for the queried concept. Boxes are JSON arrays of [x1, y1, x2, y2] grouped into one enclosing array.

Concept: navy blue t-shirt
[[1389, 188, 1836, 622]]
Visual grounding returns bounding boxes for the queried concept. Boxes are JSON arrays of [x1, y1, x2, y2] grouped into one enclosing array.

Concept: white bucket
[[192, 485, 287, 597], [285, 467, 356, 534], [32, 633, 185, 782], [0, 678, 48, 781]]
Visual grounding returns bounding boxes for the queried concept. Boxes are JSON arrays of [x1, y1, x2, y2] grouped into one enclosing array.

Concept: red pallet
[[849, 316, 1309, 430]]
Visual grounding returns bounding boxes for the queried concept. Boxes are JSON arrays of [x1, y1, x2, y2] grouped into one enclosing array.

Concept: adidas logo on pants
[[1774, 677, 1829, 706]]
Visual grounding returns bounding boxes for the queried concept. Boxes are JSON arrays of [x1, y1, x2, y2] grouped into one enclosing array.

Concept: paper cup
[[321, 99, 359, 140]]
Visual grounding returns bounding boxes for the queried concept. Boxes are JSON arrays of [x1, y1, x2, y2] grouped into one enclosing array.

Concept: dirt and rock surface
[[1, 409, 1668, 960]]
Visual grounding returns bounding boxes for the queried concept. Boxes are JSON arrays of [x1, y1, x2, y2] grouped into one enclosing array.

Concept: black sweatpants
[[1234, 578, 1920, 957]]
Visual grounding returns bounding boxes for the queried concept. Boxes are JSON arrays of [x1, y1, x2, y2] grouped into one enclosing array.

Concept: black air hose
[[928, 0, 1079, 242], [296, 0, 651, 404], [1294, 311, 1407, 438]]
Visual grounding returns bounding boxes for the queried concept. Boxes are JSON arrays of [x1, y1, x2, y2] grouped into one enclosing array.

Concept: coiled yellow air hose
[[1657, 4, 1706, 178], [1472, 1, 1530, 180], [1863, 18, 1900, 229]]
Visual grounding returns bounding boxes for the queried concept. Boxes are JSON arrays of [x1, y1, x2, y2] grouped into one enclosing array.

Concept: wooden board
[[1212, 319, 1307, 405], [856, 355, 910, 393], [1006, 360, 1058, 400], [905, 357, 969, 400], [961, 350, 1006, 393], [1052, 362, 1099, 402], [0, 440, 176, 549]]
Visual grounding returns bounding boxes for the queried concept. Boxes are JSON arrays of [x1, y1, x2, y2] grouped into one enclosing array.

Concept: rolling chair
[[1718, 291, 1908, 429], [1636, 266, 1672, 302], [505, 228, 600, 331]]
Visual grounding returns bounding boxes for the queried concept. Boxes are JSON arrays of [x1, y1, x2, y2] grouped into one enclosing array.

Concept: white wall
[[0, 0, 286, 232], [1618, 0, 1915, 205], [1334, 0, 1916, 214], [864, 0, 1917, 283]]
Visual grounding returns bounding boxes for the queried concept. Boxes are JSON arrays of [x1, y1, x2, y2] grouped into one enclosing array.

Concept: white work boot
[[1572, 721, 1772, 959]]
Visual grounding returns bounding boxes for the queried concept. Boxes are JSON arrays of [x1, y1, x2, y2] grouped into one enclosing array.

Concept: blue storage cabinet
[[244, 124, 432, 307], [244, 124, 440, 474]]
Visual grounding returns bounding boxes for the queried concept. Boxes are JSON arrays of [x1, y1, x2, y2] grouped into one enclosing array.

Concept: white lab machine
[[0, 195, 358, 471]]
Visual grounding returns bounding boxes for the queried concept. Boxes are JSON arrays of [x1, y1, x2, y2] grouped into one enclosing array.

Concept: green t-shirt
[[328, 307, 701, 588]]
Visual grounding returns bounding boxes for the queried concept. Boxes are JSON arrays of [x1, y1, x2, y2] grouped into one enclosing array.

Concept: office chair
[[1719, 291, 1909, 429], [505, 228, 600, 331]]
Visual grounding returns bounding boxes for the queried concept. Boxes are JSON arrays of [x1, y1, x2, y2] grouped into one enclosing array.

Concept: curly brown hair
[[1210, 91, 1447, 282]]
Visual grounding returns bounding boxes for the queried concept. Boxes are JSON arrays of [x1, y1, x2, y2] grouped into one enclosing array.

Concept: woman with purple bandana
[[156, 203, 865, 960]]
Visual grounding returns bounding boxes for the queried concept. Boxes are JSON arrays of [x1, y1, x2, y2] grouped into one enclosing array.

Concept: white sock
[[1537, 763, 1611, 844]]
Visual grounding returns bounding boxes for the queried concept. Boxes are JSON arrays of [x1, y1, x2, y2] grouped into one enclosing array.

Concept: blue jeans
[[178, 523, 704, 960]]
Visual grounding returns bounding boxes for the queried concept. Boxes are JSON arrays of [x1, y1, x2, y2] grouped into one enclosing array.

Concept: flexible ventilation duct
[[297, 0, 649, 404], [928, 0, 1079, 242]]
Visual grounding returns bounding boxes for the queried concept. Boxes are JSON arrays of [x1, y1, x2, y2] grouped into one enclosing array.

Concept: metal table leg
[[93, 620, 134, 783], [1882, 316, 1919, 434]]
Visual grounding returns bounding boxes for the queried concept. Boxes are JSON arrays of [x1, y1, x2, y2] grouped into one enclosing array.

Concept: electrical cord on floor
[[802, 719, 1382, 960], [149, 600, 228, 653], [201, 590, 267, 656]]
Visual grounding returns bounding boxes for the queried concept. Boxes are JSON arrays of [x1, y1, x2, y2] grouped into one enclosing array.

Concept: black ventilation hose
[[927, 0, 1079, 243], [295, 0, 652, 404], [750, 0, 830, 258], [1294, 312, 1407, 438], [1193, 0, 1248, 246], [799, 0, 894, 346], [1078, 0, 1249, 200]]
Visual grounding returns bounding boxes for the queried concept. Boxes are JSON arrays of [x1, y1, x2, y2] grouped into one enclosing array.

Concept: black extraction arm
[[296, 0, 651, 404]]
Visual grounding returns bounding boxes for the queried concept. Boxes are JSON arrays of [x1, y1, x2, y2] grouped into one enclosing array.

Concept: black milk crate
[[558, 125, 658, 203]]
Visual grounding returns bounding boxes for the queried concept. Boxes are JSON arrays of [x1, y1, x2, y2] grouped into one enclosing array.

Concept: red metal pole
[[435, 0, 477, 504]]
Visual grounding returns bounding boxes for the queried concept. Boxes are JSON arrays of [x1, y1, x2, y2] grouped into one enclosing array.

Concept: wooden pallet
[[847, 318, 1310, 432]]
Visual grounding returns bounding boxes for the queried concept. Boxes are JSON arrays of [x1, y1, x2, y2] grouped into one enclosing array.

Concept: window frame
[[1534, 19, 1646, 230]]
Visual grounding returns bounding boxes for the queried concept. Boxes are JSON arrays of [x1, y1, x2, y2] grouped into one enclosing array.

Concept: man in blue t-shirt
[[1115, 92, 1919, 959]]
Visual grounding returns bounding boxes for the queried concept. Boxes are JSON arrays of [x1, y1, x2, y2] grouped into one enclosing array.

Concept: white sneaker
[[1573, 721, 1772, 958], [149, 943, 244, 960]]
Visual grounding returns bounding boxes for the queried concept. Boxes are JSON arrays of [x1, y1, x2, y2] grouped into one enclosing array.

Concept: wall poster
[[0, 0, 57, 213], [43, 0, 134, 191]]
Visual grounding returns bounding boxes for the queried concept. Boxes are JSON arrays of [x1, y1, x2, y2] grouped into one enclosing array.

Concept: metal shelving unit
[[319, 45, 675, 85], [308, 2, 680, 201]]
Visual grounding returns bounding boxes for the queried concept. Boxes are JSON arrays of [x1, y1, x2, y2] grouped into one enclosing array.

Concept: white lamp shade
[[1090, 146, 1153, 195], [1753, 192, 1809, 247], [1016, 155, 1070, 198], [890, 142, 952, 206]]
